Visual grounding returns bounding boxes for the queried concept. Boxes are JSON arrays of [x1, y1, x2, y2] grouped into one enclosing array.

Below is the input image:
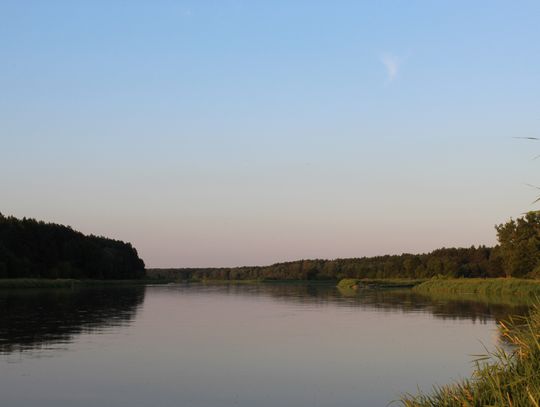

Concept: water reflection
[[0, 287, 145, 354], [0, 283, 531, 407], [0, 283, 530, 356], [171, 283, 530, 323]]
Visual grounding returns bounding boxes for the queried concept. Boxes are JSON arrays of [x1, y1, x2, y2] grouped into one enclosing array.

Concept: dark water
[[0, 284, 529, 406]]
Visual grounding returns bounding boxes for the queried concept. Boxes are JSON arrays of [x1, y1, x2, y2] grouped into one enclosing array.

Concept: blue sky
[[1, 1, 539, 267]]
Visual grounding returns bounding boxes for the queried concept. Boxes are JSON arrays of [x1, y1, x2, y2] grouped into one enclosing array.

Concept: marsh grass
[[413, 278, 540, 299], [415, 288, 536, 308], [400, 304, 540, 406]]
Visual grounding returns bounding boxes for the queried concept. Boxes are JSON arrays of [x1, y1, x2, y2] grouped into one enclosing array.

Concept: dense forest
[[150, 212, 540, 281], [0, 214, 145, 280]]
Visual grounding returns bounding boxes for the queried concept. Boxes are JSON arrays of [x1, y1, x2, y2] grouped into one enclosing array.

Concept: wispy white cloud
[[381, 53, 400, 83]]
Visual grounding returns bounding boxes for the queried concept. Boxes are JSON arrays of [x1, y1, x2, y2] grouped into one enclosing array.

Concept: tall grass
[[413, 278, 540, 299], [400, 304, 540, 406]]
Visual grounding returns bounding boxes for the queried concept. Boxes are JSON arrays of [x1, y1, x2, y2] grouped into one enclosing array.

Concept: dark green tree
[[0, 213, 145, 280], [495, 212, 540, 277]]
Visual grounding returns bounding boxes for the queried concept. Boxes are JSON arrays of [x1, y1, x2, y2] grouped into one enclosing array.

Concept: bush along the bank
[[400, 304, 540, 406], [0, 214, 145, 280]]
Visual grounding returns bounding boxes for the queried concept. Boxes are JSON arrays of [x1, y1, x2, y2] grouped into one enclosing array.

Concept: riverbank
[[401, 303, 540, 406], [0, 278, 173, 289], [413, 278, 540, 299], [174, 278, 422, 287]]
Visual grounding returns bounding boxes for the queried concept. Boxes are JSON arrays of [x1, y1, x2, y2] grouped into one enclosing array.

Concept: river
[[0, 283, 529, 406]]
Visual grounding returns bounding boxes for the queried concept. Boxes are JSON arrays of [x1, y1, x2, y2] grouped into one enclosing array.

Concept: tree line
[[0, 214, 145, 279], [150, 212, 540, 281], [149, 246, 499, 281], [2, 211, 539, 281]]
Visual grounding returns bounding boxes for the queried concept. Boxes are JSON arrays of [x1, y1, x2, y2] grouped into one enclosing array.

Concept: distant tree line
[[0, 214, 145, 279], [149, 213, 540, 281], [149, 245, 500, 281]]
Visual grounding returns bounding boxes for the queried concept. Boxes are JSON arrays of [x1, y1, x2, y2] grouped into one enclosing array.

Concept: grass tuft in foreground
[[400, 304, 540, 406]]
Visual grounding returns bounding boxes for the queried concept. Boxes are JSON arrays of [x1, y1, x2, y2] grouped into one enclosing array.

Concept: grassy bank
[[413, 278, 540, 299], [400, 304, 540, 406], [337, 278, 426, 289], [0, 278, 173, 289]]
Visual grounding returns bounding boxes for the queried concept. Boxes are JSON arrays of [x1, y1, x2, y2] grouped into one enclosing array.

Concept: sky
[[1, 1, 540, 267]]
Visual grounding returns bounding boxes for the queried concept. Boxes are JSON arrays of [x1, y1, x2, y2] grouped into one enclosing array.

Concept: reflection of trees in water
[[0, 287, 145, 353], [172, 283, 530, 324], [172, 283, 530, 347], [2, 284, 530, 354]]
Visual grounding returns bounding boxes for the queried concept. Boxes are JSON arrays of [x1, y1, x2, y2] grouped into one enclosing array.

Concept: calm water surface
[[0, 284, 529, 406]]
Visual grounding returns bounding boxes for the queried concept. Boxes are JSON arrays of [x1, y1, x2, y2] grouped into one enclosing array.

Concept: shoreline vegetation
[[335, 277, 540, 309], [337, 277, 540, 306], [400, 304, 540, 406], [337, 278, 425, 289], [413, 277, 540, 299]]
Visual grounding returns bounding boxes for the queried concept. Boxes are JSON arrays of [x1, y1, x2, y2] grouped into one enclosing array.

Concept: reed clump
[[400, 304, 540, 406]]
